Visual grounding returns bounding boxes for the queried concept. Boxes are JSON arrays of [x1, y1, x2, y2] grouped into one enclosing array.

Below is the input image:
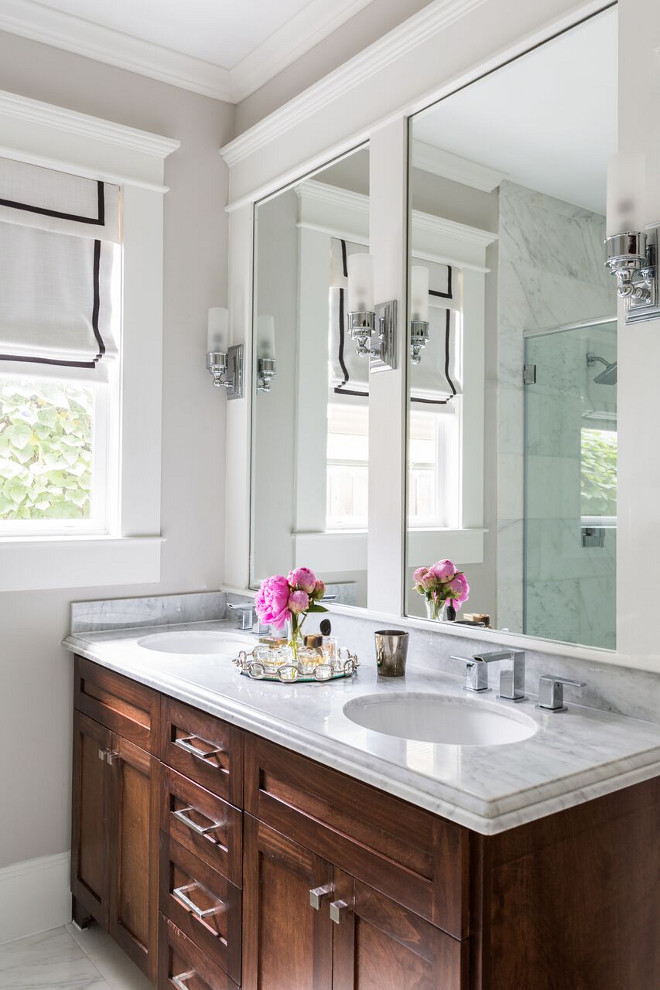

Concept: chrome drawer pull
[[330, 899, 351, 924], [172, 806, 224, 837], [171, 972, 196, 990], [309, 883, 334, 910], [174, 735, 223, 761], [172, 881, 226, 920]]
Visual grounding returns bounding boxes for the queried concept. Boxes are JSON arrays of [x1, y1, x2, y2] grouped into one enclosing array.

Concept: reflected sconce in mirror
[[347, 254, 397, 371], [410, 266, 430, 365], [206, 307, 244, 398], [256, 315, 277, 392], [605, 153, 660, 324]]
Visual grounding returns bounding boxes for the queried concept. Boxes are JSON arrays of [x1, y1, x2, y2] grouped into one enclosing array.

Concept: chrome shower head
[[586, 353, 617, 385]]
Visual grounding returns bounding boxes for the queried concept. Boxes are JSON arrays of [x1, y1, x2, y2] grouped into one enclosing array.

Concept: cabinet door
[[242, 815, 333, 990], [71, 711, 112, 928], [108, 732, 159, 981], [331, 870, 468, 990]]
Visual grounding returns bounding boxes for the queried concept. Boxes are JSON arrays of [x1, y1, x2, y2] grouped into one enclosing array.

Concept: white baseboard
[[0, 852, 71, 945]]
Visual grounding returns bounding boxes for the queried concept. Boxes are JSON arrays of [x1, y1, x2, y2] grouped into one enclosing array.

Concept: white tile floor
[[0, 924, 152, 990]]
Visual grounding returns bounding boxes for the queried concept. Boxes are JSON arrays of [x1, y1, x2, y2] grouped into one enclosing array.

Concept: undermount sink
[[343, 692, 537, 746], [137, 630, 251, 655]]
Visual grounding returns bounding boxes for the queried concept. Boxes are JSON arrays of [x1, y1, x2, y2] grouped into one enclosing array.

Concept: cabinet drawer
[[244, 734, 471, 938], [158, 914, 239, 990], [160, 834, 241, 985], [160, 765, 242, 886], [74, 656, 159, 753], [160, 698, 243, 806]]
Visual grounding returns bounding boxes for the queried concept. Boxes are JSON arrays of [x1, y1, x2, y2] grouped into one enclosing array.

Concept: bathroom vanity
[[66, 621, 660, 990]]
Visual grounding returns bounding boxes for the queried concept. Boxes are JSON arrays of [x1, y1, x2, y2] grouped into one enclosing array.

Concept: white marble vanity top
[[63, 620, 660, 835]]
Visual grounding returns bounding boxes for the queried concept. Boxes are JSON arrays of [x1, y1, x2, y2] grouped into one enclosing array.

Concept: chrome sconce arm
[[347, 301, 397, 371], [206, 344, 244, 398], [605, 225, 660, 324], [257, 355, 277, 392], [409, 319, 430, 365]]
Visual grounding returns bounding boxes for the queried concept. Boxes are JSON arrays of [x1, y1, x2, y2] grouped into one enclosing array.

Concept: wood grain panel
[[160, 765, 242, 886], [158, 914, 239, 990], [70, 711, 111, 928], [160, 697, 243, 807], [244, 734, 470, 937], [74, 656, 159, 752], [242, 814, 333, 990]]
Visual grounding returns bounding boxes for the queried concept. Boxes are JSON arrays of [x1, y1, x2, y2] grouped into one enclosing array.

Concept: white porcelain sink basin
[[137, 630, 251, 655], [343, 692, 537, 746]]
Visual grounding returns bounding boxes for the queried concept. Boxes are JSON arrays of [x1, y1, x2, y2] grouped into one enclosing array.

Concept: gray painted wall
[[0, 30, 234, 869]]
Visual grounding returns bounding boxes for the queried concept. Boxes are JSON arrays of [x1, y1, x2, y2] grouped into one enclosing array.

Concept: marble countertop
[[63, 620, 660, 835]]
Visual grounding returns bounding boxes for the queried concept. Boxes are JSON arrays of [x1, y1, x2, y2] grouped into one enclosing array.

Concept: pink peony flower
[[431, 559, 456, 583], [448, 572, 469, 604], [413, 566, 429, 585], [254, 574, 291, 629], [313, 579, 326, 600], [288, 566, 317, 593], [288, 590, 310, 613], [420, 570, 437, 592]]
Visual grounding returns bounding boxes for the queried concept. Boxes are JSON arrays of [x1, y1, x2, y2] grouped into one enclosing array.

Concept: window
[[326, 402, 369, 529], [0, 90, 178, 592], [581, 427, 617, 522], [408, 407, 459, 528]]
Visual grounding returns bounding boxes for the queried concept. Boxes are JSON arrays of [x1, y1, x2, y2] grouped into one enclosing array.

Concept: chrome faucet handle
[[474, 649, 526, 702], [449, 655, 489, 692], [536, 675, 585, 712], [227, 602, 257, 630]]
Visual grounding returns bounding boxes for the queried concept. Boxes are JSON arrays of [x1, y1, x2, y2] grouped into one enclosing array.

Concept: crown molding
[[0, 0, 233, 101], [230, 0, 375, 102], [220, 0, 489, 166], [0, 88, 180, 159], [412, 141, 508, 192], [0, 0, 377, 105]]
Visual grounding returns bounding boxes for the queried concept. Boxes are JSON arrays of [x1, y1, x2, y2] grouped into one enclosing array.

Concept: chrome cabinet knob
[[309, 883, 333, 910]]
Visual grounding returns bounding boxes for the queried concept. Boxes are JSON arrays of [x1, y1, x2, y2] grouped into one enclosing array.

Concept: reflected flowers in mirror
[[413, 559, 469, 621]]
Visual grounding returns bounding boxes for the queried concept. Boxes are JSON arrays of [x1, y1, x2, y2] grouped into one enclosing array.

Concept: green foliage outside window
[[581, 428, 617, 517], [0, 378, 93, 520]]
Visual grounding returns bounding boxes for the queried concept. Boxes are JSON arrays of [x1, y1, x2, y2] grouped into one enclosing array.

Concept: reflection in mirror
[[251, 147, 370, 606], [406, 7, 617, 649]]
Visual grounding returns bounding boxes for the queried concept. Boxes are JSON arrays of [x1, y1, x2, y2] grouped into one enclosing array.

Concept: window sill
[[407, 528, 486, 565], [0, 535, 163, 592]]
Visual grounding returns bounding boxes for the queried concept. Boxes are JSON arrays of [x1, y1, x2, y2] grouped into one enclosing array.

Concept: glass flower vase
[[425, 597, 447, 621], [286, 615, 305, 662]]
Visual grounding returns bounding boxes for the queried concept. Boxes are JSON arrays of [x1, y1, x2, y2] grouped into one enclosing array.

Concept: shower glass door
[[523, 319, 617, 648]]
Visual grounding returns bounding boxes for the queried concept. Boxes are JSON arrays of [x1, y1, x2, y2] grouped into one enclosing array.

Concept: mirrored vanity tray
[[232, 646, 359, 682]]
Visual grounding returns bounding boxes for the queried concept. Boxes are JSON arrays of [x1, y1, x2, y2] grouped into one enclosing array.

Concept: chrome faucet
[[227, 602, 268, 634], [451, 649, 526, 701], [536, 675, 585, 712]]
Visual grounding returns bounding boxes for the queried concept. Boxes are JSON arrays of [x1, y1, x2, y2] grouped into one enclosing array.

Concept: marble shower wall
[[496, 181, 615, 645]]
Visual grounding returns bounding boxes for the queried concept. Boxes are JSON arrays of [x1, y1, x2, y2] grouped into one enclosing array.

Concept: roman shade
[[0, 157, 120, 369], [329, 238, 460, 403]]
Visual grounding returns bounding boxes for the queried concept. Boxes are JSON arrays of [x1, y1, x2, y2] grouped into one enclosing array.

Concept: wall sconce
[[410, 266, 430, 365], [256, 315, 277, 392], [605, 153, 660, 324], [347, 254, 397, 371], [206, 307, 244, 398]]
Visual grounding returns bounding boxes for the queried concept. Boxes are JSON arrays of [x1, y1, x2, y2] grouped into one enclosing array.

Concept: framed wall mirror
[[251, 145, 371, 606], [405, 6, 618, 649]]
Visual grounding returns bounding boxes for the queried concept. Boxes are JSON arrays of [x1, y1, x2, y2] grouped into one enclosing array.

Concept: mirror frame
[[221, 0, 660, 672]]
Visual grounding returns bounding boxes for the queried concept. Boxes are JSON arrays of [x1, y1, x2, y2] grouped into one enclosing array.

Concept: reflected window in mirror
[[251, 146, 370, 607], [405, 6, 618, 650]]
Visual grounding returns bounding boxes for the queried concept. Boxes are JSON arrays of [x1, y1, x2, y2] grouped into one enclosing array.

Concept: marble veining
[[63, 609, 660, 836]]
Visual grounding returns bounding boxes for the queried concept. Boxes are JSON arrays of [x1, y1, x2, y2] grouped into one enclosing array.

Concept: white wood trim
[[412, 141, 508, 191], [294, 531, 368, 572], [408, 527, 485, 564], [221, 0, 490, 167], [0, 852, 70, 945], [0, 90, 180, 189], [0, 0, 233, 102], [296, 180, 370, 243], [230, 0, 376, 102], [0, 90, 180, 158]]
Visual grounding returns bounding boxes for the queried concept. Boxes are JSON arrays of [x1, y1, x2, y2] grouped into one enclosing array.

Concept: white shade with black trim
[[0, 157, 120, 370]]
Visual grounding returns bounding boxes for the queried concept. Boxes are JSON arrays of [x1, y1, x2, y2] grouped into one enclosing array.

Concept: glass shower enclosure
[[523, 318, 617, 649]]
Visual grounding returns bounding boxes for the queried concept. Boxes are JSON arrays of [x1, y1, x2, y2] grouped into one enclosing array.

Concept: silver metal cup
[[375, 629, 409, 677]]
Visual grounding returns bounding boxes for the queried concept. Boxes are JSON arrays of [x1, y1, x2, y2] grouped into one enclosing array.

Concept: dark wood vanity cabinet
[[71, 658, 160, 981], [71, 657, 660, 990]]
